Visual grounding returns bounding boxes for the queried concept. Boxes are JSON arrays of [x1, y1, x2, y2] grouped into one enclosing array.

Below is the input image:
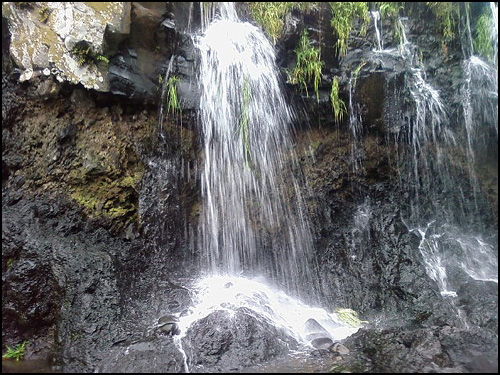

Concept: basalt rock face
[[181, 308, 299, 373], [2, 2, 498, 374]]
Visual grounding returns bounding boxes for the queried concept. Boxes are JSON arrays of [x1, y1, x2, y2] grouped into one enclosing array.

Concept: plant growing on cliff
[[2, 341, 28, 361], [376, 2, 403, 19], [330, 76, 346, 123], [165, 75, 181, 115], [473, 7, 494, 62], [376, 2, 405, 45], [425, 2, 460, 43], [328, 2, 370, 56], [291, 29, 324, 102], [247, 2, 295, 44], [246, 2, 318, 44], [70, 42, 109, 67]]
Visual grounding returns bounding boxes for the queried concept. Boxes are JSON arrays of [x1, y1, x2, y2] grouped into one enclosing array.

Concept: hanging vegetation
[[330, 76, 347, 123], [328, 2, 370, 56], [473, 7, 495, 62], [246, 2, 318, 44], [290, 29, 324, 102], [425, 2, 460, 43]]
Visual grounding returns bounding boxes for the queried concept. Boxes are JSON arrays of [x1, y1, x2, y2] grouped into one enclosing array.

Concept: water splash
[[177, 276, 360, 346]]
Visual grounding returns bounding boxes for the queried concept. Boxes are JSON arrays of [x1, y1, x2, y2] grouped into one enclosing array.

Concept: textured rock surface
[[181, 308, 298, 372], [2, 2, 497, 373], [2, 2, 131, 90]]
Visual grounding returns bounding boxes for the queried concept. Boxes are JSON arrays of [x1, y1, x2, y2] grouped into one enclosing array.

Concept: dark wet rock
[[181, 307, 298, 372], [333, 325, 498, 373], [109, 48, 157, 101], [97, 336, 186, 373], [456, 280, 498, 334], [155, 314, 181, 336], [311, 337, 333, 350], [330, 342, 350, 355]]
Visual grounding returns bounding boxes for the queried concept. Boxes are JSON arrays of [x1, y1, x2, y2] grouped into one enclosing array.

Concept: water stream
[[175, 3, 357, 371], [385, 10, 498, 299], [195, 3, 319, 301]]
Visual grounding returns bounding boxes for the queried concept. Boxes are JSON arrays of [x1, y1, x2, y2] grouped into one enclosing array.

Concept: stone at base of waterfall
[[181, 307, 298, 372], [311, 337, 334, 350], [155, 314, 180, 336], [330, 342, 350, 355]]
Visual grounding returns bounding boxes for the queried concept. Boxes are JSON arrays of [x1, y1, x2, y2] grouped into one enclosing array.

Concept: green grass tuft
[[2, 341, 28, 361], [330, 76, 347, 123], [329, 2, 370, 56], [291, 29, 324, 102]]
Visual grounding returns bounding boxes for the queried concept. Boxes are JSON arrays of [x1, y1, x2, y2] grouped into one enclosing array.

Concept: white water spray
[[195, 3, 318, 300]]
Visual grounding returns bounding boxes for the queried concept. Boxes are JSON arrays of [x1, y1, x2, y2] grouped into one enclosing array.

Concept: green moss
[[291, 29, 324, 102], [239, 76, 251, 165], [328, 2, 370, 56], [473, 7, 494, 62], [38, 5, 51, 23], [70, 172, 142, 221], [334, 307, 369, 327]]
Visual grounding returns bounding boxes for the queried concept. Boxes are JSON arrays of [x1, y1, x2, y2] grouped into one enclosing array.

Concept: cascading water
[[371, 10, 383, 52], [384, 9, 498, 299], [195, 3, 318, 300], [174, 4, 360, 370]]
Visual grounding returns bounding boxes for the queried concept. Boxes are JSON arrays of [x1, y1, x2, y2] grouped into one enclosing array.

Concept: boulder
[[2, 2, 131, 90], [181, 307, 298, 372]]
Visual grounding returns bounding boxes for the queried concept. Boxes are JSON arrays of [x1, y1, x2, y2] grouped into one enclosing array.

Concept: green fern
[[328, 2, 370, 56], [291, 29, 324, 102], [330, 76, 346, 123]]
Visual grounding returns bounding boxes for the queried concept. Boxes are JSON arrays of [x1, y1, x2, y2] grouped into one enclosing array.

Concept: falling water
[[195, 2, 318, 302], [371, 10, 383, 52], [384, 11, 498, 299], [347, 76, 364, 172], [490, 2, 498, 66]]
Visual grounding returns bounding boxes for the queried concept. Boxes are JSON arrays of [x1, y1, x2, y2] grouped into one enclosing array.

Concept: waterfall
[[371, 10, 383, 52], [490, 2, 498, 66], [347, 75, 364, 172], [195, 2, 318, 301], [383, 11, 498, 299]]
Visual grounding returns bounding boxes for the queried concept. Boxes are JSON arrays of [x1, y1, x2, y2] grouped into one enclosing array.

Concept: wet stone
[[330, 342, 350, 355], [311, 337, 334, 350]]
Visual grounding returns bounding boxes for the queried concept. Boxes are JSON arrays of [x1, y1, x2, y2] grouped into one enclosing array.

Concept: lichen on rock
[[2, 1, 131, 90]]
